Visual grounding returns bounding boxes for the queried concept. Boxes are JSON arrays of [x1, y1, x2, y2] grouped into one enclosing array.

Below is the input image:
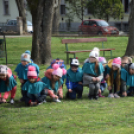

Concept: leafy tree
[[87, 0, 124, 22], [65, 0, 88, 21]]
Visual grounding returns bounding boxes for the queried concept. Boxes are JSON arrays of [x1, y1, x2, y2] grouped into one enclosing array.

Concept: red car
[[78, 19, 119, 36]]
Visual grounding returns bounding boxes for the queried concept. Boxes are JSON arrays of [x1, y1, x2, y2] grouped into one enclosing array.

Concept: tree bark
[[52, 0, 61, 34], [27, 0, 54, 64], [15, 0, 27, 32], [125, 0, 134, 57]]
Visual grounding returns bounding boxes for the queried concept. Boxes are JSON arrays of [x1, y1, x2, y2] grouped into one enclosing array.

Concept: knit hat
[[92, 47, 100, 57], [112, 57, 121, 68], [128, 57, 132, 63], [99, 57, 107, 65], [70, 58, 79, 67], [89, 51, 99, 58], [0, 65, 12, 77], [130, 63, 134, 69], [27, 66, 37, 79], [52, 64, 67, 78], [25, 50, 31, 55], [21, 53, 30, 62]]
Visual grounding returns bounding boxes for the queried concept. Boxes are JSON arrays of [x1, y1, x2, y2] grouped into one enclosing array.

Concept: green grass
[[0, 36, 133, 134]]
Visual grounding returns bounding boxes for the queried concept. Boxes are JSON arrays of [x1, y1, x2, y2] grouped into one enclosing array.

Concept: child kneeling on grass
[[106, 57, 121, 98], [22, 66, 47, 106], [0, 65, 17, 104], [14, 52, 39, 101], [121, 63, 134, 96], [42, 64, 67, 102], [66, 58, 83, 99], [83, 50, 104, 100]]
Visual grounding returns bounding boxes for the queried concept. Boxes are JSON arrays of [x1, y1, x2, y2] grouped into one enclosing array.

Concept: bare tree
[[15, 0, 27, 32], [26, 0, 54, 64], [125, 0, 134, 57], [52, 0, 61, 33]]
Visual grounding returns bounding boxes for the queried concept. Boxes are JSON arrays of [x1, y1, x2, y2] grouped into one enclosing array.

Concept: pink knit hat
[[112, 57, 121, 68], [27, 66, 37, 78], [52, 64, 67, 78], [98, 57, 107, 65]]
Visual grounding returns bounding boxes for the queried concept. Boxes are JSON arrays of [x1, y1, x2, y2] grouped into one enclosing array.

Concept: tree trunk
[[125, 1, 134, 57], [27, 0, 54, 64], [81, 0, 84, 21], [52, 0, 61, 34], [15, 0, 27, 32]]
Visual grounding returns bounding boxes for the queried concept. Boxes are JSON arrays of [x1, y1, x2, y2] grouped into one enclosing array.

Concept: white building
[[0, 0, 32, 23]]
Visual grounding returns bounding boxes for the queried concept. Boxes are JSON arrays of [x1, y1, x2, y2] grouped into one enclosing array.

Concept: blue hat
[[25, 50, 31, 55]]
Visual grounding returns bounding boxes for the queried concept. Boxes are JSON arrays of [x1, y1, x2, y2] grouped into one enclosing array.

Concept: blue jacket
[[14, 63, 39, 80], [66, 68, 83, 90], [0, 76, 17, 93]]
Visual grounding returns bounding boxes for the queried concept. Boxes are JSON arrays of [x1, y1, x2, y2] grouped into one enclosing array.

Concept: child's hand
[[68, 89, 73, 93], [55, 95, 58, 99], [92, 77, 96, 82], [96, 77, 100, 82], [20, 79, 24, 83], [108, 86, 112, 91], [105, 74, 109, 80], [78, 82, 82, 85]]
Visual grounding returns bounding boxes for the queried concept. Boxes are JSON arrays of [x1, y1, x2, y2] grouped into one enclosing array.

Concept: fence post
[[17, 17, 23, 35]]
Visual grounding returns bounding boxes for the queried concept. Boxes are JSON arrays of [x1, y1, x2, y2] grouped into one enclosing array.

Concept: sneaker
[[114, 93, 120, 98], [108, 93, 114, 98], [10, 99, 14, 104], [38, 100, 47, 105], [53, 98, 61, 102]]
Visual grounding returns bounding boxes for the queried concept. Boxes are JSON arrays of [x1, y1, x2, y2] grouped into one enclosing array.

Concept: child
[[98, 57, 107, 97], [15, 53, 39, 101], [0, 65, 17, 104], [22, 66, 47, 106], [42, 64, 66, 102], [47, 58, 66, 82], [66, 58, 83, 99], [83, 51, 104, 100], [120, 56, 130, 97], [106, 57, 121, 98], [121, 63, 134, 96]]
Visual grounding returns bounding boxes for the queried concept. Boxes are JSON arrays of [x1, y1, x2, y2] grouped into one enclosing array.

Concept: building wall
[[0, 0, 32, 24]]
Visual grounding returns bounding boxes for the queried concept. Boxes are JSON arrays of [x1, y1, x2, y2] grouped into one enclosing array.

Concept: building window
[[125, 0, 128, 13], [3, 0, 9, 15], [87, 7, 92, 14], [61, 5, 65, 14]]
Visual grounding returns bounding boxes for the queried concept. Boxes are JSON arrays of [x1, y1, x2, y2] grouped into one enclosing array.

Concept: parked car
[[78, 19, 119, 36], [6, 19, 33, 33]]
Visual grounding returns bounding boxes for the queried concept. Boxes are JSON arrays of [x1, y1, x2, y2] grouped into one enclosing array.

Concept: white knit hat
[[130, 63, 134, 69], [92, 47, 100, 57], [89, 51, 99, 59], [21, 53, 30, 62]]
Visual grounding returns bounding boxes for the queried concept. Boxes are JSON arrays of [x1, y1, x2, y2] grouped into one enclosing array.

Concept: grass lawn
[[1, 36, 134, 134]]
